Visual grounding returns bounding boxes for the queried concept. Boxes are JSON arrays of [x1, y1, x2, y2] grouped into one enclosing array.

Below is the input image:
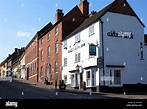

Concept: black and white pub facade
[[62, 0, 147, 92]]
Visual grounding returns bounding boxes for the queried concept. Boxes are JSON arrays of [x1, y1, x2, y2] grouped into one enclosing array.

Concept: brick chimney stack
[[55, 9, 64, 22], [79, 0, 89, 17]]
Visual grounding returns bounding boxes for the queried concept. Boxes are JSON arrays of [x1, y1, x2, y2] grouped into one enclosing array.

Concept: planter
[[59, 80, 66, 90]]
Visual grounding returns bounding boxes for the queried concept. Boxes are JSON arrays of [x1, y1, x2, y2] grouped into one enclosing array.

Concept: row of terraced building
[[1, 0, 147, 92]]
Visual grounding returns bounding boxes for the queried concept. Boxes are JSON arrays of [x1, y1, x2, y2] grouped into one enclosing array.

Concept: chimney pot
[[55, 9, 64, 22], [79, 0, 89, 17]]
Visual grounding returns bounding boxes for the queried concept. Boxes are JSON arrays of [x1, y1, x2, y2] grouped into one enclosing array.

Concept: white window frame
[[47, 46, 50, 58], [55, 27, 58, 36], [89, 25, 94, 36], [48, 33, 50, 41], [108, 68, 122, 87], [63, 40, 67, 49], [86, 70, 91, 87], [55, 41, 58, 54], [75, 52, 80, 63], [64, 57, 67, 67], [86, 68, 96, 87], [41, 50, 43, 61], [55, 61, 58, 73], [75, 33, 80, 43]]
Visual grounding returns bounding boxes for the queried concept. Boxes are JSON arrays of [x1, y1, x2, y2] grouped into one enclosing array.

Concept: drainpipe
[[100, 19, 105, 86], [36, 36, 39, 83]]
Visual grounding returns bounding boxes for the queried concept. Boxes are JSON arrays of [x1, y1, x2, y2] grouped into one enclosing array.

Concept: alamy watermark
[[5, 101, 18, 107]]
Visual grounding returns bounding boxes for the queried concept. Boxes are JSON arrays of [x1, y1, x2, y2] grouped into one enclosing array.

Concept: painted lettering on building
[[68, 43, 85, 53], [107, 30, 133, 39]]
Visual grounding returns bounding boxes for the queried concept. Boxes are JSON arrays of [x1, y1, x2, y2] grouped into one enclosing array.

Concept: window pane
[[89, 45, 96, 55], [89, 25, 94, 35], [114, 70, 121, 84], [75, 33, 80, 42], [48, 33, 50, 40], [86, 71, 90, 86], [55, 27, 58, 36]]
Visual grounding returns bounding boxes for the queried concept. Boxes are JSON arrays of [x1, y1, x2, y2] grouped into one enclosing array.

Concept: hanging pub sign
[[97, 57, 103, 68], [107, 30, 133, 39]]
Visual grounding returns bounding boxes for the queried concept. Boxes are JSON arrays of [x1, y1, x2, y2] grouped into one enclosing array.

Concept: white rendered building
[[62, 0, 147, 92]]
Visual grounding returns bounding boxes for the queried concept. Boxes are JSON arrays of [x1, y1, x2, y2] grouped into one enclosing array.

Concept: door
[[80, 73, 83, 89], [27, 67, 29, 80]]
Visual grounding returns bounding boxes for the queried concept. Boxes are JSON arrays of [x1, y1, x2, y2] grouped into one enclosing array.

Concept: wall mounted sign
[[68, 43, 85, 53], [107, 30, 133, 39], [97, 57, 103, 68]]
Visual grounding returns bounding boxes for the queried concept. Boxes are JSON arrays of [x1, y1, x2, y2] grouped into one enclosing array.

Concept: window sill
[[109, 84, 122, 87], [89, 33, 94, 36]]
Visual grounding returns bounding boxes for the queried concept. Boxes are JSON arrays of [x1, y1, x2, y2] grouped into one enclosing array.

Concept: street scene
[[0, 0, 147, 108]]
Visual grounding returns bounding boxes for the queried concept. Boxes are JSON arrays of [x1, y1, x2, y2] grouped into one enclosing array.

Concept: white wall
[[101, 12, 147, 85], [20, 55, 26, 79], [62, 11, 147, 87], [62, 21, 100, 86]]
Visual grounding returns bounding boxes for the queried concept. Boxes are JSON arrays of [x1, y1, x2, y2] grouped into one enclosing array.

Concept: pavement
[[12, 77, 147, 99]]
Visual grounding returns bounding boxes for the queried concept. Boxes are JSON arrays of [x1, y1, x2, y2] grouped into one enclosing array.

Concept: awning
[[69, 69, 79, 73], [106, 65, 125, 68], [84, 65, 97, 70]]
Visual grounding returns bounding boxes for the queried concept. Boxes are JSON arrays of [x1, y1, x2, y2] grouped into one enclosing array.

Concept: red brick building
[[38, 0, 89, 85], [25, 22, 52, 82], [25, 34, 38, 81]]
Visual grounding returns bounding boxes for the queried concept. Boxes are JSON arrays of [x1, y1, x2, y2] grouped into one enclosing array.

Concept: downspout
[[37, 36, 39, 83], [100, 19, 105, 86]]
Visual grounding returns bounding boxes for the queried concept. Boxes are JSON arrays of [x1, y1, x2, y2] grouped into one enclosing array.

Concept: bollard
[[22, 92, 24, 95], [90, 91, 92, 95], [124, 92, 126, 95], [55, 91, 58, 95]]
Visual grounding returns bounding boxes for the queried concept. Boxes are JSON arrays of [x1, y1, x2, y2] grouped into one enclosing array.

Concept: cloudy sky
[[0, 0, 146, 62]]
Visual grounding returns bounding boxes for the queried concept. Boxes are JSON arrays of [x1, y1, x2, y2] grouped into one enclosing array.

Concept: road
[[0, 79, 121, 99], [0, 79, 147, 108]]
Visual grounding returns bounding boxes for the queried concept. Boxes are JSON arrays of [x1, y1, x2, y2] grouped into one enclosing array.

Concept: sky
[[0, 0, 147, 63]]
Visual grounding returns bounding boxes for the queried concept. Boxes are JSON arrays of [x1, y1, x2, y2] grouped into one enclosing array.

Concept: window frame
[[75, 33, 80, 43], [55, 61, 58, 73], [55, 27, 59, 36], [75, 52, 80, 63], [64, 57, 67, 67], [108, 68, 122, 87], [47, 46, 50, 58], [55, 41, 58, 54], [89, 25, 94, 36], [48, 33, 50, 41]]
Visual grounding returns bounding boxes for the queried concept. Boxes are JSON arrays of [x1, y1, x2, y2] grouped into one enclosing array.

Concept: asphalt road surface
[[0, 80, 121, 99], [0, 80, 147, 108]]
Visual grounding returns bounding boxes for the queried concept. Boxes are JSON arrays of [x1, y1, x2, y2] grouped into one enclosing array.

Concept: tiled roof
[[63, 0, 145, 40]]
